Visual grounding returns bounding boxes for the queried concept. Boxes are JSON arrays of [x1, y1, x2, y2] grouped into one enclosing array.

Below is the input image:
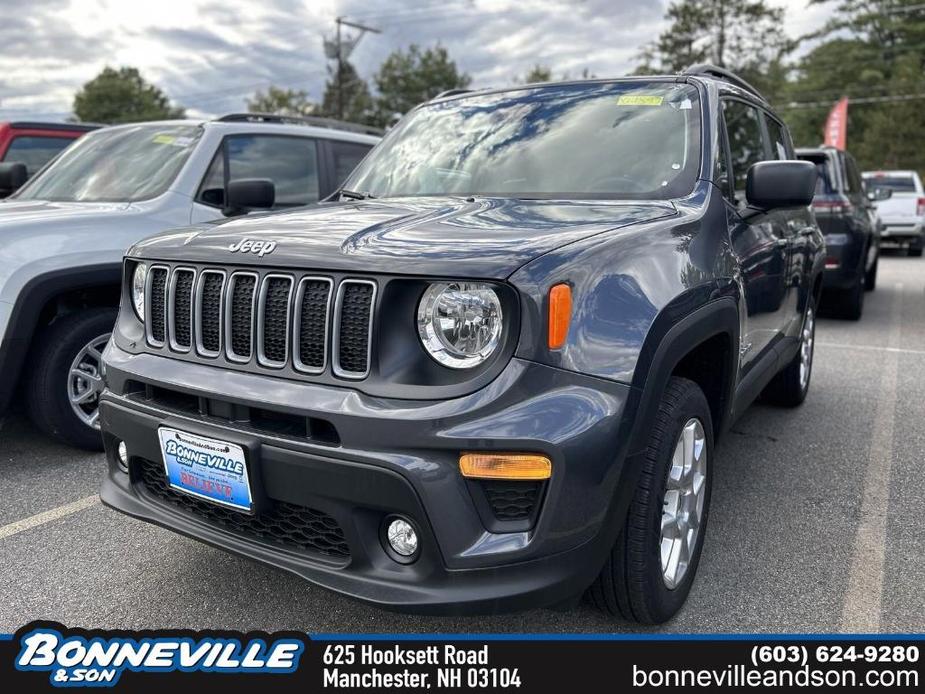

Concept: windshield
[[345, 81, 701, 199], [862, 174, 917, 193], [14, 124, 201, 202]]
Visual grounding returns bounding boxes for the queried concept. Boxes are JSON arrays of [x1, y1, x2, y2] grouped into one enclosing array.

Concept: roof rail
[[433, 88, 474, 100], [9, 121, 102, 132], [681, 64, 765, 101], [215, 112, 383, 136]]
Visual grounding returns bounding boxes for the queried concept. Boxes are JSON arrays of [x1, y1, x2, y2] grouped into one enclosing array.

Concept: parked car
[[0, 121, 99, 196], [0, 113, 380, 448], [797, 146, 883, 319], [861, 170, 925, 256], [98, 67, 822, 623]]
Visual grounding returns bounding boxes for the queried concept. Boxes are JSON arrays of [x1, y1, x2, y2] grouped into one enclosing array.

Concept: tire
[[588, 377, 713, 624], [909, 247, 923, 258], [864, 257, 878, 292], [763, 296, 816, 407], [840, 273, 864, 320], [25, 308, 116, 450]]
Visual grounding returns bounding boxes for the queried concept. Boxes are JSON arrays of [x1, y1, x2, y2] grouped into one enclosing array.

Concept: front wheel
[[588, 377, 713, 624], [26, 308, 116, 450], [763, 297, 816, 407]]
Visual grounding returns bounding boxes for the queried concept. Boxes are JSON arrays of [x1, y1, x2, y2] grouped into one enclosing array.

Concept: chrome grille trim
[[292, 276, 333, 374], [223, 271, 258, 364], [332, 279, 376, 380], [167, 267, 196, 353], [194, 269, 226, 358], [144, 264, 170, 348], [256, 274, 294, 369]]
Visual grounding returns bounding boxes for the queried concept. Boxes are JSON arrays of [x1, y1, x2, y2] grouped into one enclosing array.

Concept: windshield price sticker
[[321, 644, 522, 689], [617, 94, 665, 106]]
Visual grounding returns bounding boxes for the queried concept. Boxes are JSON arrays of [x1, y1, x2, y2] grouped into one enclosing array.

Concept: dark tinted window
[[798, 153, 837, 195], [198, 135, 319, 208], [764, 117, 790, 160], [722, 100, 765, 201], [330, 141, 373, 187], [844, 155, 864, 194], [3, 136, 75, 176]]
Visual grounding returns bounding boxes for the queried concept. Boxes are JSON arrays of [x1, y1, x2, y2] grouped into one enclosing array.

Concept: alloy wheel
[[799, 307, 815, 391], [660, 418, 708, 590], [67, 333, 110, 430]]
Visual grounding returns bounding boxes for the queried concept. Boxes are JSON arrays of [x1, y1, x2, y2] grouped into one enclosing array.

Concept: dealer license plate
[[157, 427, 253, 512]]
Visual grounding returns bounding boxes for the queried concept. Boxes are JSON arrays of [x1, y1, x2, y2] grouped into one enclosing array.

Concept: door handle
[[776, 238, 789, 247]]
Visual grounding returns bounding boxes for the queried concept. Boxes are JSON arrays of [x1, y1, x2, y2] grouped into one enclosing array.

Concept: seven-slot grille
[[144, 265, 373, 379]]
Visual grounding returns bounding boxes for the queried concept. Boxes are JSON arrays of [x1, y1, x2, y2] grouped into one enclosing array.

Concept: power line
[[776, 91, 925, 109]]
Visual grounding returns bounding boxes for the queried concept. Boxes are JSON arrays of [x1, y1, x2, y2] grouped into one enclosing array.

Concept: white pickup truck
[[862, 170, 925, 257]]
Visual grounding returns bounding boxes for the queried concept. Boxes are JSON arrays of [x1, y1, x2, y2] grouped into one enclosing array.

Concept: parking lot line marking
[[839, 284, 903, 633], [816, 343, 925, 357], [0, 495, 98, 541]]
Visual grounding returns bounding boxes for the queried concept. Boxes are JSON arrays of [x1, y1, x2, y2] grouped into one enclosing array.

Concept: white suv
[[862, 169, 925, 257], [0, 114, 380, 448]]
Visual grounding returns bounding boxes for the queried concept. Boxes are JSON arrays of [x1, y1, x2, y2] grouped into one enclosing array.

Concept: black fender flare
[[0, 263, 122, 413], [626, 295, 740, 456]]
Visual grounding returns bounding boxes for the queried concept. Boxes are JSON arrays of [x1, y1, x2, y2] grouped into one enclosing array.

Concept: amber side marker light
[[548, 283, 572, 349], [459, 453, 552, 481]]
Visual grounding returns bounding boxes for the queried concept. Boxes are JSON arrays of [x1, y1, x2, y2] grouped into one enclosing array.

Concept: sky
[[0, 0, 833, 121]]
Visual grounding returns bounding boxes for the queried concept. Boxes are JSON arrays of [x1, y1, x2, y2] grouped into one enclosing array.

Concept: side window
[[722, 100, 766, 203], [330, 141, 373, 188], [3, 136, 75, 176], [197, 135, 320, 209], [844, 154, 864, 195], [764, 117, 791, 160]]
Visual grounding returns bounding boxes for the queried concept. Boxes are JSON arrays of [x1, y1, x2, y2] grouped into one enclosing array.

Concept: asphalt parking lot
[[0, 254, 922, 634]]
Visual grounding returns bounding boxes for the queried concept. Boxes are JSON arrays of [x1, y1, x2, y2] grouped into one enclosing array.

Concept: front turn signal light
[[548, 283, 572, 349], [459, 453, 552, 480]]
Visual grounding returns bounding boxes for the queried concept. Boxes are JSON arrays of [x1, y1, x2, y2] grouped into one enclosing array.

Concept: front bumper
[[99, 342, 637, 614]]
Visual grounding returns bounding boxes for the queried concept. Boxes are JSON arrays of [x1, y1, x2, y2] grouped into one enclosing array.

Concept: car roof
[[3, 121, 101, 132], [862, 170, 917, 177]]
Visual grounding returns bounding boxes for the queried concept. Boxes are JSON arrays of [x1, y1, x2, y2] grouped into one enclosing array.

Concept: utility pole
[[324, 17, 380, 120]]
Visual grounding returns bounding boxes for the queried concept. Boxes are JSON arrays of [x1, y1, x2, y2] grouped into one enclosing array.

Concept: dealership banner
[[1, 622, 922, 691], [824, 96, 849, 149]]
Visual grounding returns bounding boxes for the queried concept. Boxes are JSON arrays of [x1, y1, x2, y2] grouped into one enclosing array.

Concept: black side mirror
[[0, 162, 28, 197], [867, 187, 892, 202], [223, 178, 275, 217], [745, 160, 817, 211]]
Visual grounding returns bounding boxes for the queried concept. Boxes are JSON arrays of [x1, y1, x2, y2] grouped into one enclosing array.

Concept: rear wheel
[[588, 377, 713, 624], [864, 251, 878, 291], [26, 308, 116, 450]]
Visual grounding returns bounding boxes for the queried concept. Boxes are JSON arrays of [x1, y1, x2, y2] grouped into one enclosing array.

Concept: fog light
[[386, 518, 419, 558], [117, 441, 129, 473]]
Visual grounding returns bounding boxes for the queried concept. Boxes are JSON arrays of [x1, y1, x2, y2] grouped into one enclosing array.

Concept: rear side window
[[843, 155, 864, 194], [722, 100, 765, 202], [764, 117, 790, 160], [198, 135, 320, 208], [330, 141, 373, 188], [799, 154, 837, 195], [3, 135, 75, 176]]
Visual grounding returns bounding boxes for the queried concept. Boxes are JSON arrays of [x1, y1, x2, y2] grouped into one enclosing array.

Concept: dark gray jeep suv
[[99, 66, 823, 623]]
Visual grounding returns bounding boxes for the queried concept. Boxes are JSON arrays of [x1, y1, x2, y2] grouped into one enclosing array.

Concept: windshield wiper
[[336, 188, 376, 201]]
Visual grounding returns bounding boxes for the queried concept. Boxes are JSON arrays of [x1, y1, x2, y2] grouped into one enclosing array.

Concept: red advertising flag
[[824, 97, 849, 149]]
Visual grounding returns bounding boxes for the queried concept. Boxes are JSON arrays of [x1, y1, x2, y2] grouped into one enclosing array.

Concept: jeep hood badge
[[228, 238, 277, 257]]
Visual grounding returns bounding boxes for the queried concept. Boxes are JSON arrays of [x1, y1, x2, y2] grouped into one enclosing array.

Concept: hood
[[132, 197, 677, 278], [0, 199, 133, 225]]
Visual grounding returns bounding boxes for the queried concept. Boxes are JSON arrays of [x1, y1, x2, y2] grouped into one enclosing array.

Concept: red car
[[0, 121, 100, 196]]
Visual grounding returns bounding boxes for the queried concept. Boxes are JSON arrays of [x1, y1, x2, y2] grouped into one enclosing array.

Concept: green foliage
[[246, 86, 316, 117], [521, 64, 553, 84], [73, 67, 184, 124], [320, 60, 373, 123], [371, 44, 471, 126]]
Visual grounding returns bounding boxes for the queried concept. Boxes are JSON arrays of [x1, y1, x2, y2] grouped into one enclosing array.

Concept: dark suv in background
[[797, 146, 883, 320], [100, 67, 822, 623]]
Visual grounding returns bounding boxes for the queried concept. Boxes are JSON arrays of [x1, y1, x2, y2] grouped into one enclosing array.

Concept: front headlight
[[417, 282, 503, 369], [131, 263, 147, 321]]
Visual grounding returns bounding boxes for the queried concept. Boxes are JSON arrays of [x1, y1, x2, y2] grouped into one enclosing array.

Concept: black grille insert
[[336, 282, 374, 375], [482, 481, 541, 521], [136, 457, 350, 559], [296, 279, 331, 371], [229, 274, 256, 359], [149, 268, 168, 344], [199, 273, 224, 354], [260, 277, 292, 364], [171, 270, 194, 348]]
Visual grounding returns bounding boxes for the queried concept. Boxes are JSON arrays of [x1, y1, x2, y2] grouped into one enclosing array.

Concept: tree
[[521, 64, 553, 84], [246, 86, 316, 117], [320, 61, 373, 123], [372, 45, 471, 126], [73, 67, 184, 123], [638, 0, 794, 75]]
